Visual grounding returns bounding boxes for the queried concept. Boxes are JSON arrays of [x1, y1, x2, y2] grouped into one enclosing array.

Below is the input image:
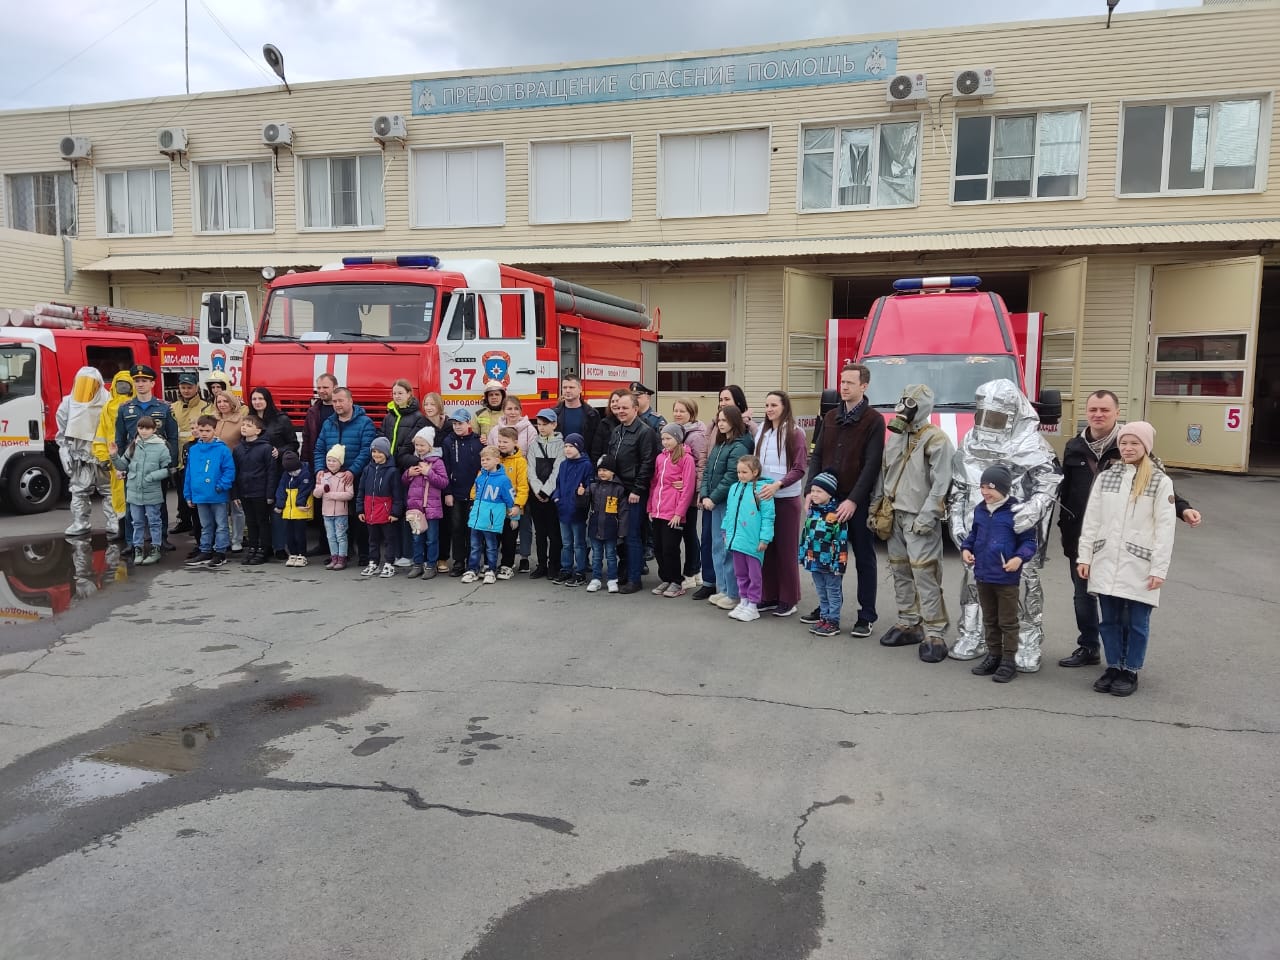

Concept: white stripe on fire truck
[[333, 354, 349, 385], [312, 354, 327, 384], [934, 413, 959, 447]]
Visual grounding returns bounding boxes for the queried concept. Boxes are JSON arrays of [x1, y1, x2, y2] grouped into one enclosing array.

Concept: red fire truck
[[242, 255, 659, 424], [822, 276, 1061, 445]]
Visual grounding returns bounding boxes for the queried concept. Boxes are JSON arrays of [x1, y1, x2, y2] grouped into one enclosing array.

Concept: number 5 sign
[[1224, 406, 1244, 432]]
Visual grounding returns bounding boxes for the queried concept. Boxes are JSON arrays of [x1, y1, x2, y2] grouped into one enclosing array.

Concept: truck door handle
[[516, 368, 536, 375]]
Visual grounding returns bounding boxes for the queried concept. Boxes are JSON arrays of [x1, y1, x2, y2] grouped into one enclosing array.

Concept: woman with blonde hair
[[1075, 421, 1176, 698]]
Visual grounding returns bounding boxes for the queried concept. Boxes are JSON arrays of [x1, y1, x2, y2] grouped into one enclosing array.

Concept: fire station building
[[1, 1, 1278, 471]]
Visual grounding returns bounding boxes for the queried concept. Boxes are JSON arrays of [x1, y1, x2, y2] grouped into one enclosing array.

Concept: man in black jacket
[[606, 391, 658, 593], [1057, 389, 1201, 667]]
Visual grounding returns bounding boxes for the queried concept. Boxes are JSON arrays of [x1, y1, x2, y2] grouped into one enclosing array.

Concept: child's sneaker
[[651, 582, 670, 596], [295, 555, 309, 567], [496, 565, 515, 580], [517, 557, 530, 573], [809, 620, 841, 637], [360, 562, 379, 577], [586, 578, 602, 592], [185, 551, 212, 566], [206, 553, 227, 568], [483, 569, 497, 585], [379, 563, 395, 578], [549, 570, 568, 585], [663, 583, 686, 598], [729, 601, 760, 622], [460, 570, 479, 583], [714, 595, 739, 610], [606, 579, 619, 594]]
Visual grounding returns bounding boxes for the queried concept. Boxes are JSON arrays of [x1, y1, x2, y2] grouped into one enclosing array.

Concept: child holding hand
[[722, 455, 775, 622]]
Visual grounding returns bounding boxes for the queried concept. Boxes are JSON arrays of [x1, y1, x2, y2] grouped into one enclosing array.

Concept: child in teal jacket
[[722, 454, 775, 622]]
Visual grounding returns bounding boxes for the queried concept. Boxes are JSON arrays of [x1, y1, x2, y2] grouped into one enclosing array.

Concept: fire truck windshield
[[262, 283, 438, 342], [862, 354, 1021, 408]]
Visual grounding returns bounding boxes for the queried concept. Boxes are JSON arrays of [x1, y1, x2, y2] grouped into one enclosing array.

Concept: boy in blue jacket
[[552, 433, 595, 586], [959, 463, 1038, 683], [183, 415, 236, 567], [464, 446, 515, 585]]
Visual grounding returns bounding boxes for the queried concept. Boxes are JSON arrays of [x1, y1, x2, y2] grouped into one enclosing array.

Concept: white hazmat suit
[[55, 367, 119, 538]]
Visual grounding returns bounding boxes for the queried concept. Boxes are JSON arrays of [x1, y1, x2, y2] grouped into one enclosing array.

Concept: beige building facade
[[2, 2, 1278, 471]]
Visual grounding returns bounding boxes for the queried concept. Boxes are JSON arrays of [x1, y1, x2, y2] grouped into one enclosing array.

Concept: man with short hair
[[313, 387, 377, 566], [803, 364, 886, 637], [554, 375, 602, 455], [302, 373, 338, 466], [606, 392, 658, 593], [1056, 389, 1201, 667], [116, 364, 179, 550]]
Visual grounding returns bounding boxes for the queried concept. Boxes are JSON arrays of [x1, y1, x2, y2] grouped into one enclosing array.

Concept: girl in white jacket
[[1075, 421, 1175, 698]]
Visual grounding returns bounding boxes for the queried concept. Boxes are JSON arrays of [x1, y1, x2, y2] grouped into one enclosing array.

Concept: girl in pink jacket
[[647, 423, 697, 597], [315, 444, 355, 570], [402, 427, 450, 579]]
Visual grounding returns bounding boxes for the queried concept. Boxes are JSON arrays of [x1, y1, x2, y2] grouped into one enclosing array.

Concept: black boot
[[918, 636, 949, 663], [241, 548, 255, 565], [993, 658, 1018, 683], [247, 549, 267, 566], [971, 653, 1001, 675]]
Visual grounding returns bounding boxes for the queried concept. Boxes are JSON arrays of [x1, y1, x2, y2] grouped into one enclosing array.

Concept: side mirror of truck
[[819, 389, 840, 417], [1034, 389, 1062, 426]]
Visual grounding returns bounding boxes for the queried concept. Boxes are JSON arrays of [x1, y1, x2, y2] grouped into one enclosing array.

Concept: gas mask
[[887, 395, 919, 435], [115, 381, 133, 395]]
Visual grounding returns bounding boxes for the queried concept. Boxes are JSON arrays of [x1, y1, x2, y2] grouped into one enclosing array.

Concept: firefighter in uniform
[[56, 367, 118, 538]]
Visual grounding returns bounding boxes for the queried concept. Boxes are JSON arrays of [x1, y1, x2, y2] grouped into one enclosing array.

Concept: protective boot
[[918, 635, 950, 663], [882, 623, 924, 647], [65, 492, 93, 536]]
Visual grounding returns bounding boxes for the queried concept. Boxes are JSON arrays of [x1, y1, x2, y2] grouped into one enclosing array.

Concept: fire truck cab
[[823, 276, 1061, 444]]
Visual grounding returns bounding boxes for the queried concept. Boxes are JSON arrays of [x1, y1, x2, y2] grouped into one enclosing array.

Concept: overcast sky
[[1, 0, 1199, 111]]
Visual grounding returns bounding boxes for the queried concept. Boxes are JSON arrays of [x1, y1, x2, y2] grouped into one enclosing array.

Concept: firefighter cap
[[177, 372, 200, 385], [482, 380, 506, 395], [129, 363, 157, 380], [629, 381, 654, 395]]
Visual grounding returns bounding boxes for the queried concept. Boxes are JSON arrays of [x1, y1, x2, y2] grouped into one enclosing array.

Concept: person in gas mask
[[92, 369, 135, 538], [869, 384, 955, 662], [947, 379, 1062, 671], [55, 367, 117, 538]]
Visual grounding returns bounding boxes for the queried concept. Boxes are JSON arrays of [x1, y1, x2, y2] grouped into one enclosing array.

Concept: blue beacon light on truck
[[341, 255, 441, 268], [892, 275, 982, 292]]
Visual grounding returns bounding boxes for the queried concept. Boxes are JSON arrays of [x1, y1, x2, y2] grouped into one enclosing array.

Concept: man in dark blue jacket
[[312, 388, 377, 565]]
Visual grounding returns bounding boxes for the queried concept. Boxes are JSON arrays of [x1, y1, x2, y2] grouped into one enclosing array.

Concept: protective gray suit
[[55, 367, 119, 538], [947, 379, 1062, 671], [69, 535, 126, 602], [870, 384, 956, 660]]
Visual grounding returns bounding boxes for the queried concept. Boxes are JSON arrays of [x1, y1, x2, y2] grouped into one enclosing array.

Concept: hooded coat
[[721, 478, 775, 562], [1076, 460, 1176, 607], [110, 433, 173, 506], [554, 454, 595, 523], [402, 453, 449, 521], [94, 370, 135, 516]]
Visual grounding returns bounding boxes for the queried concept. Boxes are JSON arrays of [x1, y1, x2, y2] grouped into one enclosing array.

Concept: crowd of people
[[54, 363, 1202, 699]]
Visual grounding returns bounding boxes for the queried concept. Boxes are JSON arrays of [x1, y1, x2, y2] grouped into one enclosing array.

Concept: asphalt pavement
[[0, 469, 1277, 960]]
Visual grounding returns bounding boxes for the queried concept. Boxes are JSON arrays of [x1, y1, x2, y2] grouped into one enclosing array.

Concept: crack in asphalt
[[307, 584, 483, 647], [490, 679, 1280, 736], [255, 777, 577, 835], [791, 796, 854, 872], [1164, 581, 1280, 606]]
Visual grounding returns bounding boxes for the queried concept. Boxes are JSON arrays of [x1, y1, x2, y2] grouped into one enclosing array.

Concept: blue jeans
[[560, 519, 588, 575], [412, 520, 440, 565], [710, 503, 737, 601], [699, 508, 716, 587], [811, 569, 844, 625], [1069, 559, 1101, 650], [469, 530, 499, 572], [1098, 595, 1153, 671], [196, 501, 230, 554], [624, 494, 645, 583], [128, 502, 163, 548], [323, 515, 349, 557], [591, 537, 618, 581]]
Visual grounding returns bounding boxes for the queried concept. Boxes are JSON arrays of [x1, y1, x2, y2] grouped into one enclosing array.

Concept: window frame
[[97, 164, 173, 238], [795, 116, 922, 213], [656, 338, 730, 395], [409, 141, 506, 229], [784, 333, 827, 397], [1148, 330, 1251, 402], [295, 152, 386, 232], [657, 125, 772, 220], [1115, 94, 1270, 197], [528, 134, 634, 225], [949, 104, 1089, 205], [191, 157, 275, 235], [4, 170, 77, 236]]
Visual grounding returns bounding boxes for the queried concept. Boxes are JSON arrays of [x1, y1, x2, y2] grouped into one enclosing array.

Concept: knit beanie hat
[[596, 453, 617, 473], [980, 463, 1014, 496], [1118, 420, 1155, 455], [810, 471, 839, 498], [414, 426, 435, 448], [564, 432, 586, 452], [281, 450, 302, 473], [371, 436, 392, 457], [662, 422, 686, 443], [326, 444, 345, 466]]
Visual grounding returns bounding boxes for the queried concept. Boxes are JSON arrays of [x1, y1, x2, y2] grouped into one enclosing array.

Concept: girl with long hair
[[754, 390, 809, 617], [699, 405, 755, 611]]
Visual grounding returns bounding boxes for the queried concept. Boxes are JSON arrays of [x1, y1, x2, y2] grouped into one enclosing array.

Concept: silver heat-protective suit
[[55, 367, 118, 538], [947, 379, 1062, 671]]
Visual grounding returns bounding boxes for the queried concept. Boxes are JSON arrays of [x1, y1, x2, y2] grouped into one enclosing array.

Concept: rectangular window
[[657, 339, 729, 393], [659, 128, 769, 218], [6, 172, 76, 235], [1120, 98, 1264, 194], [800, 121, 918, 210], [301, 154, 384, 229], [412, 145, 504, 228], [196, 161, 273, 232], [530, 138, 631, 223], [102, 166, 172, 236], [786, 334, 826, 395], [953, 109, 1084, 202]]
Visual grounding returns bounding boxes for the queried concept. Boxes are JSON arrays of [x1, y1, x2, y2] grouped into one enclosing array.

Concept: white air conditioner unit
[[886, 72, 928, 104], [261, 121, 293, 147], [58, 135, 92, 160], [371, 113, 407, 142], [157, 127, 189, 154], [952, 68, 996, 99]]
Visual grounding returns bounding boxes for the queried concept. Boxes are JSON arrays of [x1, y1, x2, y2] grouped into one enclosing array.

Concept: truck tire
[[4, 455, 62, 514]]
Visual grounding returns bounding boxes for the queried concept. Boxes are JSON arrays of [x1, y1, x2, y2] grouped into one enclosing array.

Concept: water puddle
[[0, 534, 135, 626]]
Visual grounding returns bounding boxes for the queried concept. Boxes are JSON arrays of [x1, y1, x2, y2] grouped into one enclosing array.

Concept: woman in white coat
[[1075, 421, 1175, 698]]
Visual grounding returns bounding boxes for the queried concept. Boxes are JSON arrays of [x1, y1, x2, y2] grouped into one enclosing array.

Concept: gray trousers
[[887, 511, 948, 638], [66, 461, 118, 537]]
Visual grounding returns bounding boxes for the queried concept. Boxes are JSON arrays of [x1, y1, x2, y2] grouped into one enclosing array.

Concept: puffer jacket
[[313, 406, 378, 477], [554, 454, 595, 523], [261, 410, 299, 456], [959, 496, 1038, 586], [499, 449, 529, 511], [1076, 460, 1176, 606], [587, 477, 629, 542], [469, 467, 515, 533], [647, 448, 696, 522], [275, 466, 316, 521], [110, 433, 172, 506], [442, 431, 484, 500], [722, 479, 775, 561], [527, 433, 564, 500], [315, 469, 355, 517], [488, 416, 537, 456], [402, 455, 448, 520], [183, 438, 235, 504], [700, 433, 755, 506], [358, 460, 405, 525], [231, 436, 279, 500], [383, 398, 431, 470]]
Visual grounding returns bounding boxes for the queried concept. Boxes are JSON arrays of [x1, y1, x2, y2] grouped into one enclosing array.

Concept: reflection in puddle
[[0, 534, 129, 625]]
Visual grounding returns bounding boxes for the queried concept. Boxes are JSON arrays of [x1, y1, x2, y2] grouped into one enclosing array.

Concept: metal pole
[[184, 0, 190, 94]]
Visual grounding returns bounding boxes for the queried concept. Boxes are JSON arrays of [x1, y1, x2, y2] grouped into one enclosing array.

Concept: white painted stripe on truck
[[935, 413, 959, 447]]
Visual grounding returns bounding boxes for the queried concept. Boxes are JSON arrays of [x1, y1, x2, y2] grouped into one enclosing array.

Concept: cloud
[[0, 0, 1198, 110]]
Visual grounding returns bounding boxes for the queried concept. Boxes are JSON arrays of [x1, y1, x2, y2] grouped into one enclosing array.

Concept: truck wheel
[[5, 455, 62, 514]]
